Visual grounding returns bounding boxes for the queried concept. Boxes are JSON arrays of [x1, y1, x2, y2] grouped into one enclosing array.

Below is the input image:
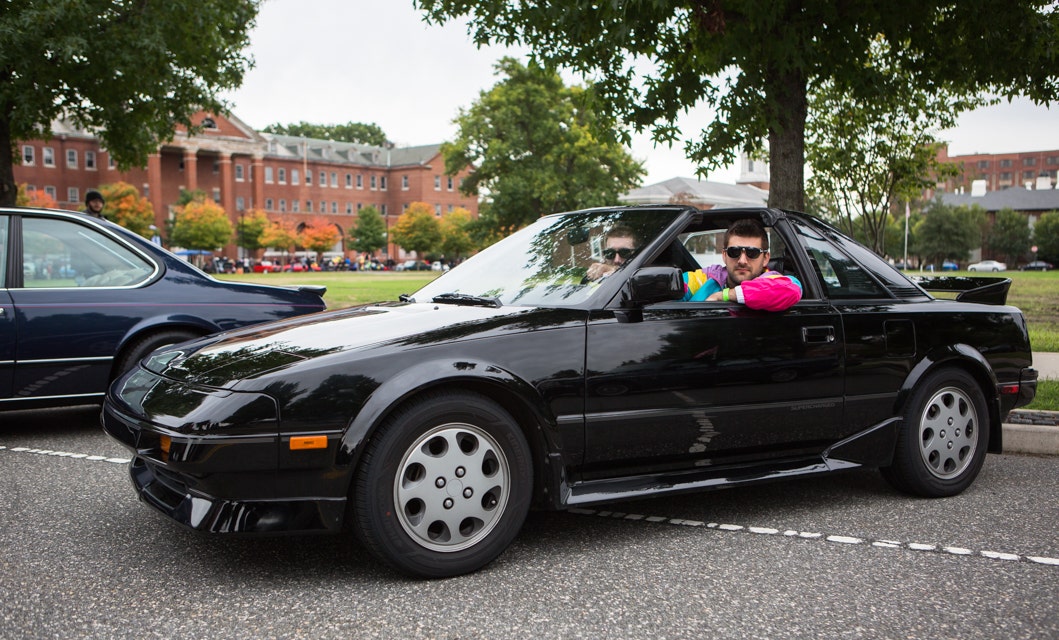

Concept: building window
[[1000, 159, 1012, 168], [402, 175, 409, 190], [66, 149, 78, 169], [447, 176, 454, 191], [44, 185, 57, 199], [305, 170, 312, 185], [279, 199, 286, 212], [345, 173, 352, 188], [357, 203, 362, 211], [67, 187, 79, 203], [43, 147, 55, 167], [306, 200, 313, 213], [85, 151, 96, 170], [212, 188, 221, 203], [235, 164, 244, 181], [330, 172, 338, 188], [977, 160, 991, 170], [380, 176, 387, 191], [370, 175, 377, 190], [320, 200, 326, 212], [1024, 171, 1036, 181], [1046, 156, 1058, 165], [331, 201, 338, 213], [236, 196, 245, 211], [346, 202, 353, 214], [435, 204, 442, 216], [22, 145, 35, 165], [278, 168, 287, 184], [319, 171, 326, 186], [1024, 157, 1037, 167], [999, 172, 1012, 182], [381, 204, 387, 216], [356, 174, 363, 189], [265, 167, 274, 183], [212, 160, 220, 174], [434, 175, 441, 190], [292, 168, 300, 185], [265, 198, 274, 210]]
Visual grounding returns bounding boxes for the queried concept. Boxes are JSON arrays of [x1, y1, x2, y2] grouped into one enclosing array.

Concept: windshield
[[411, 208, 685, 307]]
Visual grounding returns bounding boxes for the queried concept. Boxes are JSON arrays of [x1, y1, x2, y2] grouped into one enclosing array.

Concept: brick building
[[934, 146, 1059, 194], [13, 111, 478, 261]]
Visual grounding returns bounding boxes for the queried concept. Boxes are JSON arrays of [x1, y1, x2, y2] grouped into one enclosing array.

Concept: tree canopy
[[98, 182, 155, 239], [349, 206, 388, 254], [442, 57, 644, 233], [1, 0, 260, 206], [261, 121, 388, 146], [300, 218, 341, 255], [170, 198, 234, 252], [390, 202, 442, 256], [419, 1, 1059, 211], [988, 208, 1032, 264], [913, 199, 986, 266], [1032, 211, 1059, 263]]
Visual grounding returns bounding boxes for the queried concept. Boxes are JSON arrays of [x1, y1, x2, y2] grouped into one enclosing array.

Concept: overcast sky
[[224, 0, 1059, 185]]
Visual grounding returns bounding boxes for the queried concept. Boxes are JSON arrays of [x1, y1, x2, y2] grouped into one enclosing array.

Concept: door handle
[[802, 325, 835, 344]]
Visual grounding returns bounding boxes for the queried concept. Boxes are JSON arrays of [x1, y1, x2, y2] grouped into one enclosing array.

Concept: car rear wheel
[[113, 329, 200, 378], [352, 391, 532, 578], [882, 368, 988, 497]]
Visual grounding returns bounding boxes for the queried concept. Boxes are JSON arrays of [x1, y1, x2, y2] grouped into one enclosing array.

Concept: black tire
[[352, 391, 532, 578], [113, 329, 200, 378], [881, 368, 989, 497]]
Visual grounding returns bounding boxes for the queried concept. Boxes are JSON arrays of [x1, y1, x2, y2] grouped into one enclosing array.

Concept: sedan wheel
[[352, 391, 532, 578], [882, 368, 988, 497]]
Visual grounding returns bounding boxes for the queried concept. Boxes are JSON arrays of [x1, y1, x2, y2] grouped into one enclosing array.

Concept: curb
[[1003, 409, 1059, 456]]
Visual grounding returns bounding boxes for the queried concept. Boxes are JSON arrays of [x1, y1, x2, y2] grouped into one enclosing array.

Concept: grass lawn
[[218, 269, 1059, 410]]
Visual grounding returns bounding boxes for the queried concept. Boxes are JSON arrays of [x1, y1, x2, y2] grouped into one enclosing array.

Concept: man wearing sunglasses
[[682, 219, 802, 311], [585, 226, 639, 282]]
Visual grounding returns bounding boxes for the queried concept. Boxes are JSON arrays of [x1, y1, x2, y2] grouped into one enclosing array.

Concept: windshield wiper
[[431, 292, 503, 308]]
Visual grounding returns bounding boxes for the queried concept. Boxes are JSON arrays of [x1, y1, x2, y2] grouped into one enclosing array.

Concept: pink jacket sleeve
[[735, 272, 802, 311]]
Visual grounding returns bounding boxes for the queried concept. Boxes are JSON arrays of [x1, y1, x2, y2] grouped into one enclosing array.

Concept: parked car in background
[[252, 260, 282, 273], [942, 261, 959, 271], [397, 259, 432, 271], [1021, 260, 1054, 271], [103, 205, 1038, 578], [1, 207, 327, 411], [967, 259, 1007, 272]]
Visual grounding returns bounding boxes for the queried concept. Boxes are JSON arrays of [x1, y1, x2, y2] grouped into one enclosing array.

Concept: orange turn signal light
[[290, 435, 328, 451]]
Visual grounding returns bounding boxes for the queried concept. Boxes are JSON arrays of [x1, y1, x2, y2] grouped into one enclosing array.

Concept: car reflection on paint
[[102, 205, 1038, 579]]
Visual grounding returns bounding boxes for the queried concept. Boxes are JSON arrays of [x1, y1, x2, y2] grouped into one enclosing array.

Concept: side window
[[790, 219, 888, 299], [21, 217, 155, 288], [0, 216, 8, 285]]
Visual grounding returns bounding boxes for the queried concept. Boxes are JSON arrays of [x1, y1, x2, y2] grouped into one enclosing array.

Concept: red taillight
[[999, 383, 1020, 395]]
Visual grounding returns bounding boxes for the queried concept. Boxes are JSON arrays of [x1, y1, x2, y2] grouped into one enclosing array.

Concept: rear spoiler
[[911, 276, 1011, 305]]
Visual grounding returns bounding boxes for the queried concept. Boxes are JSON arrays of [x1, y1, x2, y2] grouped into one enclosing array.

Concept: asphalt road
[[2, 407, 1057, 640]]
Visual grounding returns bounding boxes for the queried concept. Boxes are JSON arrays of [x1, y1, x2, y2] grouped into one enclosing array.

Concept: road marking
[[0, 445, 129, 464], [568, 507, 1059, 568]]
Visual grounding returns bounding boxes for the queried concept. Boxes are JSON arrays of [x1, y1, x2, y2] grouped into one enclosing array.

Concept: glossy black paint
[[102, 206, 1038, 537], [0, 207, 326, 410]]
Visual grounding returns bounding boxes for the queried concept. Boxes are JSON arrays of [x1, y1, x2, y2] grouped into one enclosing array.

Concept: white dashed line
[[0, 445, 129, 464], [572, 507, 1059, 568]]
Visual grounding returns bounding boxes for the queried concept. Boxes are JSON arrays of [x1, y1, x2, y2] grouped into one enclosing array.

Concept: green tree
[[439, 208, 477, 259], [913, 199, 985, 266], [0, 0, 259, 206], [806, 38, 972, 255], [420, 1, 1059, 211], [237, 209, 271, 254], [390, 202, 442, 256], [261, 220, 300, 255], [170, 198, 234, 252], [261, 121, 388, 146], [98, 182, 155, 238], [988, 208, 1032, 264], [349, 206, 388, 254], [443, 58, 644, 233], [1033, 211, 1059, 263]]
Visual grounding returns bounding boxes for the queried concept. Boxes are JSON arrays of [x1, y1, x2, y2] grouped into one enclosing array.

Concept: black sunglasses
[[603, 247, 636, 260], [725, 245, 765, 260]]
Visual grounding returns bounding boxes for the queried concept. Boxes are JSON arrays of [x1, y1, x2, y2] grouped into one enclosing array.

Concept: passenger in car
[[683, 219, 802, 311], [584, 226, 639, 282]]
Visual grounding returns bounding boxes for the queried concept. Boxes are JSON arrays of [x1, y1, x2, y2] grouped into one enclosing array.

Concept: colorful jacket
[[682, 264, 802, 311]]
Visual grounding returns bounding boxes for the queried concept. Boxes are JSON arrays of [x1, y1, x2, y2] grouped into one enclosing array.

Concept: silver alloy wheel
[[393, 423, 510, 553], [917, 385, 979, 479]]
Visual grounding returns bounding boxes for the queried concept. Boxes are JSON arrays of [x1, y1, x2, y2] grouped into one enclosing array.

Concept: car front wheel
[[882, 368, 988, 497], [352, 391, 532, 578]]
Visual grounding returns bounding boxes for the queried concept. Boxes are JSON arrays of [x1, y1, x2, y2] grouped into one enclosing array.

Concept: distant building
[[621, 153, 770, 209], [13, 111, 478, 261], [934, 146, 1059, 194]]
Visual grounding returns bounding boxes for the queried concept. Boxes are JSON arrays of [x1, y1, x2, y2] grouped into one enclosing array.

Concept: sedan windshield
[[412, 208, 684, 307]]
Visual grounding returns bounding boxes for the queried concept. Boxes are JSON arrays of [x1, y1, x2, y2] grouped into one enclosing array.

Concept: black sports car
[[1, 206, 326, 411], [103, 205, 1038, 578]]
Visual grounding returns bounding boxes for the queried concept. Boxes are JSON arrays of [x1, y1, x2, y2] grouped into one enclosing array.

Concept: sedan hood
[[145, 302, 541, 388]]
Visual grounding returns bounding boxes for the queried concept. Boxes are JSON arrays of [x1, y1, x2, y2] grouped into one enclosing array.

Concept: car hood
[[144, 302, 554, 389]]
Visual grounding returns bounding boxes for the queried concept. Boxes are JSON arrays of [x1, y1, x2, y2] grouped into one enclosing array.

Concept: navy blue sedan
[[1, 207, 326, 411]]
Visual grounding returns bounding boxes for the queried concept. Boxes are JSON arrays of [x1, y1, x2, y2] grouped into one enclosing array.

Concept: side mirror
[[621, 266, 684, 306]]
